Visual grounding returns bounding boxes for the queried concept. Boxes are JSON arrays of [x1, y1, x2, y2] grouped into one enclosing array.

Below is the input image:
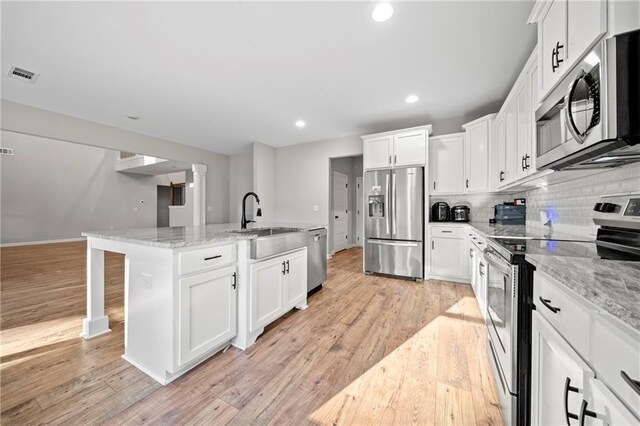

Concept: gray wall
[[1, 131, 175, 243], [1, 100, 230, 224], [253, 142, 276, 223], [274, 135, 363, 227], [229, 151, 254, 223]]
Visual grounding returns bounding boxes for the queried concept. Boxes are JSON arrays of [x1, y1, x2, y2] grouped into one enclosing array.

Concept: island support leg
[[80, 240, 111, 339]]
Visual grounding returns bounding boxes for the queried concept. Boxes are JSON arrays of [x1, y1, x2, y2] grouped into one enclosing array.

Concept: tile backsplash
[[429, 193, 514, 222], [515, 164, 640, 239]]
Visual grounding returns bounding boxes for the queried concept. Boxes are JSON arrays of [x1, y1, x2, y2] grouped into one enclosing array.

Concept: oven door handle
[[484, 248, 511, 275]]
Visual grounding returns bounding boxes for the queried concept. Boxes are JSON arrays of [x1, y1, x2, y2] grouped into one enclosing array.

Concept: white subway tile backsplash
[[516, 164, 639, 238]]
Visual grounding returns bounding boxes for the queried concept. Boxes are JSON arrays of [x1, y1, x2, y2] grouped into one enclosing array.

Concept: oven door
[[484, 246, 518, 394]]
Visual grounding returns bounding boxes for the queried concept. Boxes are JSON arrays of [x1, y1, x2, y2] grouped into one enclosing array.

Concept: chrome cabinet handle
[[539, 297, 561, 314], [204, 255, 222, 261], [231, 272, 237, 289], [470, 248, 474, 258], [578, 400, 597, 426], [621, 371, 640, 396]]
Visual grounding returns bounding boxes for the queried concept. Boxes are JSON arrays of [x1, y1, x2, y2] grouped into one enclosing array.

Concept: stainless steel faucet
[[241, 192, 262, 229]]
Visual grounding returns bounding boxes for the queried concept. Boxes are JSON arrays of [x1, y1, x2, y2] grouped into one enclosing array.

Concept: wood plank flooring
[[1, 242, 502, 425]]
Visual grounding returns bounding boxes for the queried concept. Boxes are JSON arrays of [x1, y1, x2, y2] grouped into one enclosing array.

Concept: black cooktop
[[491, 238, 640, 262]]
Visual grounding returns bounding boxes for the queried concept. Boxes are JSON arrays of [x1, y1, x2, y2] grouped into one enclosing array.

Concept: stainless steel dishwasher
[[307, 227, 327, 292]]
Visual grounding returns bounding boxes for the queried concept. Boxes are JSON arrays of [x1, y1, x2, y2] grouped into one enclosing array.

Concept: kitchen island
[[81, 223, 324, 385]]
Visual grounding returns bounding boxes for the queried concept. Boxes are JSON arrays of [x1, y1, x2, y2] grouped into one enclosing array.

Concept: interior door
[[332, 171, 349, 252], [356, 177, 363, 246]]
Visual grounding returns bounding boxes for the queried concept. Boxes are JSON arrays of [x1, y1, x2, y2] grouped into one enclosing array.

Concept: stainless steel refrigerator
[[364, 167, 424, 279]]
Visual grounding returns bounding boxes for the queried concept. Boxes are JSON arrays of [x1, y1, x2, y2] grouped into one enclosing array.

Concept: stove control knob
[[593, 203, 603, 211]]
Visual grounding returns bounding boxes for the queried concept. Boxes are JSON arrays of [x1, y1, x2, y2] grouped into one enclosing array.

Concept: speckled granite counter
[[82, 222, 326, 249], [467, 222, 593, 241], [525, 254, 640, 331]]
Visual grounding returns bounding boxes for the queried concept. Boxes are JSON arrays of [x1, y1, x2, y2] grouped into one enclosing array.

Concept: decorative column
[[80, 238, 111, 339], [192, 164, 207, 226]]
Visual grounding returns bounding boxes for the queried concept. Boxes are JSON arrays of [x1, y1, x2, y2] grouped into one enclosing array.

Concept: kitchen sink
[[227, 227, 307, 259]]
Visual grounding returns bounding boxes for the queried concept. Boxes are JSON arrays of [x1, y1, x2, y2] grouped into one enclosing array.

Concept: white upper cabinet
[[463, 114, 494, 193], [538, 0, 568, 100], [362, 125, 432, 170], [429, 133, 465, 194], [393, 129, 427, 167], [363, 136, 392, 169], [531, 0, 607, 102], [492, 114, 506, 189]]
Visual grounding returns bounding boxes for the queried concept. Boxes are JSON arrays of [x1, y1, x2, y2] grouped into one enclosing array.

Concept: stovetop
[[489, 237, 640, 263]]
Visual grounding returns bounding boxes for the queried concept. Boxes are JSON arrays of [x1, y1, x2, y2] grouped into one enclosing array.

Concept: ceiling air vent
[[8, 66, 39, 83]]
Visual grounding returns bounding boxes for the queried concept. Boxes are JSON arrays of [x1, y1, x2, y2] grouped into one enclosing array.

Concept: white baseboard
[[426, 273, 471, 285], [1, 237, 86, 248]]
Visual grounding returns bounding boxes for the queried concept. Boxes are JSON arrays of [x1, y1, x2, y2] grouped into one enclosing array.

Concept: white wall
[[274, 135, 363, 227], [253, 142, 276, 222], [0, 131, 173, 243], [229, 151, 254, 223], [1, 100, 230, 224]]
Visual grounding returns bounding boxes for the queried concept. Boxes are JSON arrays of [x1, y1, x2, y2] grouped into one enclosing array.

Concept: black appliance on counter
[[484, 192, 640, 426], [431, 202, 450, 222], [451, 205, 470, 222]]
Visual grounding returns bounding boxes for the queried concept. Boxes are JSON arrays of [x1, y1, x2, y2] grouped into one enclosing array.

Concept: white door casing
[[332, 171, 348, 253]]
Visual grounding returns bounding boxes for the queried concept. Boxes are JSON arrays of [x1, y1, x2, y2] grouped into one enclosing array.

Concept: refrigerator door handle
[[385, 173, 390, 235], [368, 240, 420, 247], [392, 172, 397, 236]]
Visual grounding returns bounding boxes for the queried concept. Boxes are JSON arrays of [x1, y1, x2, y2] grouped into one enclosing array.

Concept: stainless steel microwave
[[535, 29, 640, 171]]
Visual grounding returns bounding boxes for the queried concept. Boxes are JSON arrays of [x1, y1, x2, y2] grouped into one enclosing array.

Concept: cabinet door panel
[[567, 0, 606, 69], [465, 122, 489, 192], [583, 378, 639, 426], [515, 82, 530, 181], [178, 266, 237, 366], [364, 137, 392, 169], [494, 116, 506, 188], [250, 257, 284, 332], [430, 237, 466, 278], [429, 134, 464, 194], [504, 99, 517, 185], [393, 130, 426, 167], [531, 311, 595, 426], [540, 0, 568, 99], [285, 251, 307, 309]]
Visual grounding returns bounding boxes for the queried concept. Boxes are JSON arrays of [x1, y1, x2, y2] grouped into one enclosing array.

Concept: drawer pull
[[621, 370, 640, 396], [470, 248, 474, 258], [564, 377, 580, 424], [441, 230, 453, 233], [204, 255, 222, 261], [578, 400, 597, 426], [539, 297, 561, 314]]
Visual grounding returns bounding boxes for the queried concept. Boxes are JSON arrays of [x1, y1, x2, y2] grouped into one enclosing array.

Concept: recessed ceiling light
[[127, 115, 141, 120], [372, 3, 393, 23], [405, 95, 419, 104], [295, 120, 306, 128]]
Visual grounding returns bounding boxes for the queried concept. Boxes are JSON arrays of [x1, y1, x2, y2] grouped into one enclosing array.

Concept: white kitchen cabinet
[[363, 136, 392, 169], [531, 311, 595, 426], [582, 378, 639, 426], [514, 80, 531, 181], [362, 125, 431, 170], [538, 0, 568, 100], [178, 265, 237, 366], [476, 247, 487, 320], [492, 114, 506, 189], [502, 96, 518, 186], [429, 133, 465, 194], [429, 226, 468, 281], [532, 0, 606, 102], [463, 114, 494, 193], [249, 249, 307, 333], [284, 249, 307, 309]]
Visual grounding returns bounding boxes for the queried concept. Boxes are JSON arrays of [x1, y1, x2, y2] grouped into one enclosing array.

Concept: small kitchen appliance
[[431, 202, 450, 222], [451, 205, 470, 222], [494, 203, 526, 225]]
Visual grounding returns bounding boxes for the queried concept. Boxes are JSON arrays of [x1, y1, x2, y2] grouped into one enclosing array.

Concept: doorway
[[333, 171, 348, 252], [329, 155, 363, 254], [157, 186, 171, 227]]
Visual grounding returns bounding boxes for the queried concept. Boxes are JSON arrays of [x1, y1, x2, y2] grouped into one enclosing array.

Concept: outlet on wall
[[313, 205, 319, 212], [141, 273, 152, 288]]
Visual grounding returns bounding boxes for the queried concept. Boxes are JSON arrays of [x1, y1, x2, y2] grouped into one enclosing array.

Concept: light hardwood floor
[[1, 242, 502, 425]]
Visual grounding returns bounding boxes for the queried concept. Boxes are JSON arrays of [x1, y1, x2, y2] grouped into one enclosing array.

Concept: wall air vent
[[1, 148, 14, 156], [7, 66, 39, 83]]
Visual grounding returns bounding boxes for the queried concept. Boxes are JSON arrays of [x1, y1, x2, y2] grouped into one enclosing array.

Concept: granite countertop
[[525, 254, 640, 332], [82, 222, 326, 249]]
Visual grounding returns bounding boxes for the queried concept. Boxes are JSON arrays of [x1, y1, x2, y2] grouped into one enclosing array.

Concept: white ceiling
[[1, 1, 536, 155]]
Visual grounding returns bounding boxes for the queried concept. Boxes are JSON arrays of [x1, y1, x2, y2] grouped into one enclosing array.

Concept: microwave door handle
[[564, 76, 585, 145]]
